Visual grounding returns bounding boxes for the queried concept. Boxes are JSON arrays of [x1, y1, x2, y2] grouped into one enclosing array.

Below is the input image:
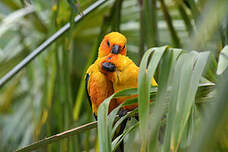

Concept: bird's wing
[[85, 73, 97, 120], [85, 73, 92, 107]]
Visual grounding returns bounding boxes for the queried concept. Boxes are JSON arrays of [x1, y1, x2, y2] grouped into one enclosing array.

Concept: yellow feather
[[100, 54, 157, 110]]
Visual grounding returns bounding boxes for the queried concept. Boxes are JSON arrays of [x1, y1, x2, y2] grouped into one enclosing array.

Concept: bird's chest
[[113, 70, 138, 91]]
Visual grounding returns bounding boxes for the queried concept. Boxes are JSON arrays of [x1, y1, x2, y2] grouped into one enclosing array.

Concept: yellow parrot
[[100, 54, 157, 111], [85, 32, 127, 119]]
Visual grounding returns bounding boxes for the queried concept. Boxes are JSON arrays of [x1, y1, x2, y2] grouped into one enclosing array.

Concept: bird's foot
[[118, 108, 129, 118]]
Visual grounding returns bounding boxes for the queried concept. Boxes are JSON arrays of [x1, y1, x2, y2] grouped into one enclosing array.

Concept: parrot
[[100, 54, 158, 111], [86, 32, 130, 152], [85, 32, 127, 119]]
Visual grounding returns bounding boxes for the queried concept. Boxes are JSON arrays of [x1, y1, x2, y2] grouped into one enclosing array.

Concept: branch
[[16, 121, 97, 152]]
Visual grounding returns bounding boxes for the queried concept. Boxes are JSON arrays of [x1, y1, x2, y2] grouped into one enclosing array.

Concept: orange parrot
[[85, 32, 127, 119], [100, 54, 157, 111]]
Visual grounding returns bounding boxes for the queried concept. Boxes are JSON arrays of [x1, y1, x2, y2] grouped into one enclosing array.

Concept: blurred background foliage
[[0, 0, 227, 152]]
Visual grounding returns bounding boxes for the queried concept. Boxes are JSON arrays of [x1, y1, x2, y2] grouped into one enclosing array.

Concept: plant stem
[[177, 3, 193, 36], [111, 0, 124, 32], [138, 0, 145, 63], [159, 0, 181, 47]]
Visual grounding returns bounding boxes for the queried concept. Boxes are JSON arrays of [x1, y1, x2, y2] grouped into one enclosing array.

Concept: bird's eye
[[107, 40, 110, 47], [122, 45, 125, 49]]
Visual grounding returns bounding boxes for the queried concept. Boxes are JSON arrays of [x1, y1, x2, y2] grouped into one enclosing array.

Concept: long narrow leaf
[[138, 46, 167, 150], [148, 48, 182, 151]]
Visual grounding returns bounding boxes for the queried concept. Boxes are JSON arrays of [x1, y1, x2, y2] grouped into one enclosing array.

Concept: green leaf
[[111, 109, 138, 138], [112, 122, 139, 152], [190, 68, 228, 152], [163, 51, 210, 152], [159, 0, 181, 47], [97, 95, 113, 152], [114, 88, 137, 97], [146, 48, 183, 151], [143, 0, 159, 47], [138, 46, 168, 150], [217, 45, 228, 75], [97, 87, 140, 152]]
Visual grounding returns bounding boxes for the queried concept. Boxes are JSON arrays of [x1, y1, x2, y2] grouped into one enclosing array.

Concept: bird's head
[[99, 55, 117, 82], [98, 32, 127, 58], [100, 54, 117, 74], [99, 54, 127, 82], [100, 54, 131, 83]]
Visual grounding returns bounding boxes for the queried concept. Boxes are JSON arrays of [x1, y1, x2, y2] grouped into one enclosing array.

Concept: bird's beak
[[111, 45, 121, 54], [102, 62, 116, 72]]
